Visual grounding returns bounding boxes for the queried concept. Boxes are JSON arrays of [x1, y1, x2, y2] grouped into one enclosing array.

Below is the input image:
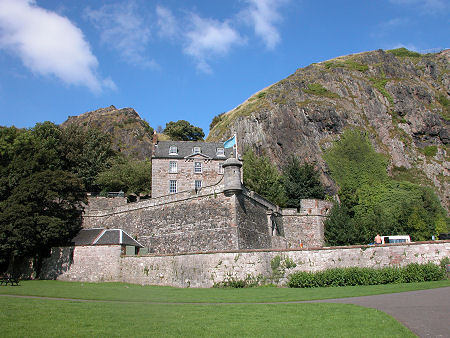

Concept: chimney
[[152, 131, 158, 145]]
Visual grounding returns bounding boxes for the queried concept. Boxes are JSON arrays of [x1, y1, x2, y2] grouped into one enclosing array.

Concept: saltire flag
[[223, 135, 236, 148]]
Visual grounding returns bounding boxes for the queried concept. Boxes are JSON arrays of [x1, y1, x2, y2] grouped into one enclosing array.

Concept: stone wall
[[41, 246, 122, 282], [282, 199, 333, 249], [84, 190, 238, 254], [84, 196, 127, 213], [41, 241, 450, 287], [235, 193, 272, 250]]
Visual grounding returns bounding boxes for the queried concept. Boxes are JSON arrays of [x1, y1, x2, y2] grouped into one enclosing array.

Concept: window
[[218, 162, 224, 174], [195, 180, 202, 190], [194, 161, 202, 173], [169, 146, 178, 155], [169, 161, 177, 173], [193, 146, 201, 154], [216, 148, 225, 157], [169, 180, 177, 193]]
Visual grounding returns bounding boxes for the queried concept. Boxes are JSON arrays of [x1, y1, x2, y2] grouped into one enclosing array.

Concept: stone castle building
[[82, 138, 332, 254]]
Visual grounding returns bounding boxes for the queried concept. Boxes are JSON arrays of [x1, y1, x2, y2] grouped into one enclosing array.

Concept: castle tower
[[223, 157, 242, 196]]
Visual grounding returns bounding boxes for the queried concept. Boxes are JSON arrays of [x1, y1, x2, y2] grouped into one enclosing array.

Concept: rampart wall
[[42, 241, 450, 288], [82, 182, 331, 253]]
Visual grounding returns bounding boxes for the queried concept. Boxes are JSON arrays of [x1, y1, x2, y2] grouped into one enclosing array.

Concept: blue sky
[[0, 0, 448, 137]]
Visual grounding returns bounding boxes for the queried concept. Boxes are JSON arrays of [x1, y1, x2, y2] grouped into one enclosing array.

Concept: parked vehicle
[[381, 235, 411, 244]]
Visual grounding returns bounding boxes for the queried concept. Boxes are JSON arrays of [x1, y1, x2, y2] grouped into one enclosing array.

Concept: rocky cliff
[[207, 49, 449, 210], [62, 105, 154, 160]]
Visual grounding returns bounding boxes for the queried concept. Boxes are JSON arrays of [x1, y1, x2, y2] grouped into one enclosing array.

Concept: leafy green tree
[[96, 156, 152, 197], [0, 170, 86, 267], [164, 120, 205, 141], [60, 124, 117, 192], [324, 203, 362, 246], [243, 149, 286, 206], [281, 156, 325, 208]]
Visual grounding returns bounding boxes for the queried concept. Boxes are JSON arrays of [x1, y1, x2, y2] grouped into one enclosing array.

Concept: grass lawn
[[0, 279, 449, 303], [1, 280, 448, 337], [0, 297, 413, 337]]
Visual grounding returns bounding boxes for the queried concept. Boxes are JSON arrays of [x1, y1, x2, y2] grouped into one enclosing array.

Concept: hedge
[[288, 262, 446, 288]]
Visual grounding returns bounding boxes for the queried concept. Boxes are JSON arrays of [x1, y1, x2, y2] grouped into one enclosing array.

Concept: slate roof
[[71, 229, 104, 246], [71, 229, 144, 247], [153, 140, 233, 159]]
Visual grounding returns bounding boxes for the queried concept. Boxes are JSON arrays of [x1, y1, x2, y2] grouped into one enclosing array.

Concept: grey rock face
[[208, 49, 449, 210], [62, 105, 154, 160]]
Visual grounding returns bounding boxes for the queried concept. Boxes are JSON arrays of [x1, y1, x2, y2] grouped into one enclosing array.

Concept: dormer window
[[216, 148, 225, 157], [193, 146, 201, 154], [169, 146, 178, 155]]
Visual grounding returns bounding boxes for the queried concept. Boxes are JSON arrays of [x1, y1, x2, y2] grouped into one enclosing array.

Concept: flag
[[223, 135, 236, 149]]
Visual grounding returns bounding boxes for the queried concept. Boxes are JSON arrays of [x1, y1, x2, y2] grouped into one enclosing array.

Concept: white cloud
[[85, 1, 157, 69], [156, 5, 178, 39], [0, 0, 112, 93], [183, 14, 244, 73], [242, 0, 285, 49], [389, 0, 447, 13]]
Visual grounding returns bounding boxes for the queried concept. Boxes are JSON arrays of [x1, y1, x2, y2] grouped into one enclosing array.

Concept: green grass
[[423, 145, 438, 157], [387, 48, 422, 58], [437, 93, 450, 120], [324, 59, 369, 72], [1, 279, 449, 303], [0, 297, 414, 337], [2, 280, 448, 336], [391, 166, 434, 187], [369, 77, 394, 105], [304, 83, 339, 99]]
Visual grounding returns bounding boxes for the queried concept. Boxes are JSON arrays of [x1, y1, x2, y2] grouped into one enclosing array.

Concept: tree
[[96, 156, 152, 197], [324, 203, 362, 246], [164, 120, 205, 141], [243, 149, 286, 206], [281, 156, 325, 208], [60, 124, 117, 192], [0, 170, 86, 267]]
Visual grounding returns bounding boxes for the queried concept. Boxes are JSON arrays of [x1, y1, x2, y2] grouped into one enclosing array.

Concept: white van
[[381, 235, 411, 244]]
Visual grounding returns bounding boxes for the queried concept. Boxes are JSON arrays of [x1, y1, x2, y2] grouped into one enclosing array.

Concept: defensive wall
[[82, 182, 332, 253], [41, 241, 450, 287]]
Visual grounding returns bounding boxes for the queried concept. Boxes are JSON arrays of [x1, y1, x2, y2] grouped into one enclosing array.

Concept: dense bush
[[288, 262, 446, 288]]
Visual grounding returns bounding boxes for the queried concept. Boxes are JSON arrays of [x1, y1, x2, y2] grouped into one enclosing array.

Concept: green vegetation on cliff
[[324, 129, 449, 245]]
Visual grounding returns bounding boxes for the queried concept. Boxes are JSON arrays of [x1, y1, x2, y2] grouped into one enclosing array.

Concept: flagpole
[[234, 133, 238, 159]]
